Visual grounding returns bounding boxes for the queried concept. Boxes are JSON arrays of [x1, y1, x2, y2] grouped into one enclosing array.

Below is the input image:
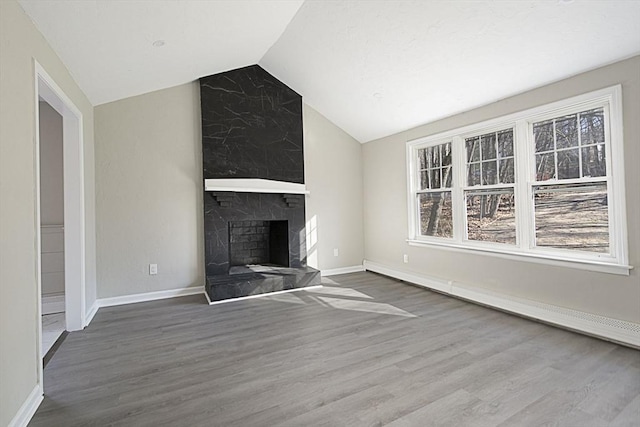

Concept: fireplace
[[200, 65, 321, 303], [203, 190, 319, 302], [229, 220, 289, 270], [203, 190, 306, 276]]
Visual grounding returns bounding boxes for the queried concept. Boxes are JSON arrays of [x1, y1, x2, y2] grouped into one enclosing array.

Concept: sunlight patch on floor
[[307, 285, 373, 299], [316, 296, 416, 318], [266, 293, 308, 305]]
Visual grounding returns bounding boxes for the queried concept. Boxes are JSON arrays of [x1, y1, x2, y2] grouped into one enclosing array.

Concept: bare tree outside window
[[464, 129, 516, 244], [534, 183, 609, 252], [417, 142, 453, 237], [419, 192, 452, 237], [466, 191, 516, 244], [532, 107, 609, 252], [408, 88, 625, 270], [533, 108, 606, 182]]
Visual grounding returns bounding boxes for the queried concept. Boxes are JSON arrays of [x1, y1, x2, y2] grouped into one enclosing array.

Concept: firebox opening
[[228, 220, 289, 273]]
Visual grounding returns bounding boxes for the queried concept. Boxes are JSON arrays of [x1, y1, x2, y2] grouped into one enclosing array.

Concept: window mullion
[[552, 118, 558, 179], [514, 120, 533, 249], [577, 111, 584, 178], [603, 104, 619, 261], [407, 145, 418, 240], [452, 135, 466, 243]]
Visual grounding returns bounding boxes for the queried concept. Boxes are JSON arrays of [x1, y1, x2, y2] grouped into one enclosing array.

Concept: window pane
[[466, 190, 516, 245], [466, 137, 480, 162], [442, 166, 453, 188], [498, 130, 513, 158], [534, 121, 554, 153], [499, 158, 514, 184], [557, 148, 580, 179], [423, 146, 434, 170], [533, 107, 607, 181], [555, 114, 578, 149], [580, 108, 605, 145], [430, 169, 441, 189], [467, 163, 481, 186], [581, 144, 606, 178], [536, 153, 555, 181], [482, 161, 497, 185], [420, 171, 429, 190], [481, 133, 497, 160], [418, 148, 428, 170], [418, 142, 453, 191], [534, 183, 609, 253], [441, 142, 452, 166], [466, 129, 514, 188], [430, 146, 440, 168], [419, 192, 453, 238]]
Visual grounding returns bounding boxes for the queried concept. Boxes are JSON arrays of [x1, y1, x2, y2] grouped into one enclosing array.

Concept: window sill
[[406, 239, 632, 276]]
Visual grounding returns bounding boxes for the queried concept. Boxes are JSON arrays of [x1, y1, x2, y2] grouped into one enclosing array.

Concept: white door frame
[[34, 60, 86, 383]]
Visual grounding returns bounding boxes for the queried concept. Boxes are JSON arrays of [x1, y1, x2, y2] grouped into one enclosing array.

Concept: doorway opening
[[35, 62, 86, 388], [39, 99, 66, 357]]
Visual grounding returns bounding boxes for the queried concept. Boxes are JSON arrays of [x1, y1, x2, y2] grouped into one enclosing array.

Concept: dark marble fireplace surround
[[203, 192, 305, 277], [200, 65, 320, 302]]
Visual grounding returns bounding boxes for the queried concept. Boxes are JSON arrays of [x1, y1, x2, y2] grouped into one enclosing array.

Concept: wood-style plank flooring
[[30, 272, 640, 426]]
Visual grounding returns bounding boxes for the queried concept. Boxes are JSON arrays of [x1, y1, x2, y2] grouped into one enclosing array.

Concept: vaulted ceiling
[[19, 0, 640, 143]]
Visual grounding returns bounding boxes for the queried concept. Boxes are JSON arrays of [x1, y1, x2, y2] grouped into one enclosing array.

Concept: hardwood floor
[[30, 272, 640, 426]]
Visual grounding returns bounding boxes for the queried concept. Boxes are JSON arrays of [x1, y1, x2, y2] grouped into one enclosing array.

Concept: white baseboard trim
[[42, 294, 65, 315], [8, 384, 43, 427], [85, 300, 99, 327], [322, 265, 365, 276], [205, 285, 323, 306], [97, 286, 205, 308], [363, 260, 640, 348]]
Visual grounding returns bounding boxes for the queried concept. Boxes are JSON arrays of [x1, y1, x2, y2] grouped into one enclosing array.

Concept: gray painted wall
[[39, 101, 64, 226], [363, 56, 640, 323], [0, 0, 96, 424], [95, 83, 204, 299], [95, 83, 365, 298], [39, 101, 66, 297], [304, 104, 364, 271]]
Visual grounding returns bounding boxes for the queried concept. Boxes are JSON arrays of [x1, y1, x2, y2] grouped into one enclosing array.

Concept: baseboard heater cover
[[363, 260, 640, 348]]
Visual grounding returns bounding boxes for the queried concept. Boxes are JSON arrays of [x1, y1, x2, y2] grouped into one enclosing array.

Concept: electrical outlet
[[149, 264, 158, 275], [333, 248, 339, 257], [403, 254, 409, 263]]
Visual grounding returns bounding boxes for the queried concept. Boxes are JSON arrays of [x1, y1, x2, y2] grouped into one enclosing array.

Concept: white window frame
[[406, 85, 630, 275], [460, 127, 517, 246], [414, 141, 455, 240]]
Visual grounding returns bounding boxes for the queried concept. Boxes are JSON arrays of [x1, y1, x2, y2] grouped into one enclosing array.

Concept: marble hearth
[[206, 266, 320, 303]]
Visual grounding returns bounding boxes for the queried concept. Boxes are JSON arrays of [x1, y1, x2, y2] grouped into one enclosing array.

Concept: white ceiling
[[19, 0, 640, 143], [18, 0, 304, 105]]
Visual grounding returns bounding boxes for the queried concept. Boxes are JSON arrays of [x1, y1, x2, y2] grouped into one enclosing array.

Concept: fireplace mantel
[[204, 178, 309, 195]]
